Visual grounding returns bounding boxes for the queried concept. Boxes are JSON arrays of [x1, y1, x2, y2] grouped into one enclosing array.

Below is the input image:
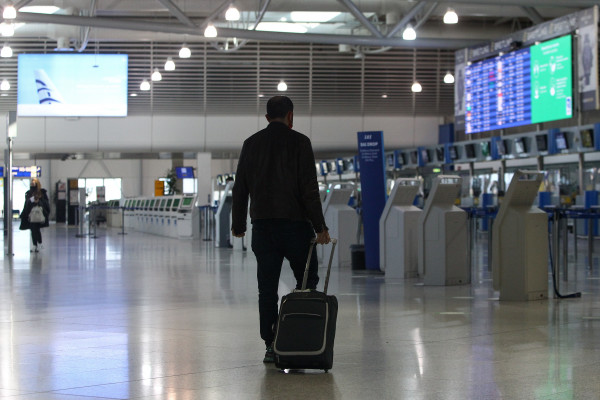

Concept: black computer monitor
[[386, 153, 395, 167], [465, 143, 476, 158], [514, 137, 527, 154], [410, 151, 418, 164], [581, 129, 594, 148], [496, 139, 506, 155], [480, 142, 490, 157], [436, 147, 445, 162], [536, 134, 548, 151], [449, 146, 459, 160], [420, 148, 430, 163], [556, 132, 569, 150]]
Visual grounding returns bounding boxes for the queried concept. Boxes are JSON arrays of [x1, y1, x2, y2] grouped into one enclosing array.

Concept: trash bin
[[350, 244, 365, 270]]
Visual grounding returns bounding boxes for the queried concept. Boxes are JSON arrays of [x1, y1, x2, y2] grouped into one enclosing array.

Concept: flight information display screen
[[465, 35, 572, 134]]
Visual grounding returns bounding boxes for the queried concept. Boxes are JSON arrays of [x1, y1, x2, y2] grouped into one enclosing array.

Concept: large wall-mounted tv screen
[[464, 35, 572, 134], [17, 53, 128, 117]]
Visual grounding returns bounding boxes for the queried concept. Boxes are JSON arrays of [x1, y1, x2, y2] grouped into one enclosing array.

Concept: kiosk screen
[[172, 199, 181, 210], [166, 199, 173, 211], [581, 129, 594, 148]]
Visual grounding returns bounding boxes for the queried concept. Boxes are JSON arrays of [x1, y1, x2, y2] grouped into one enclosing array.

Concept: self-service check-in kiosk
[[380, 178, 422, 279], [215, 181, 234, 247], [321, 188, 357, 267], [492, 170, 548, 301], [177, 195, 199, 239], [418, 175, 469, 285]]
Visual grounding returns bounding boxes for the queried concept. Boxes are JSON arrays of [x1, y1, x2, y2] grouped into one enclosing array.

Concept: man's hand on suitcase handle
[[316, 230, 331, 245]]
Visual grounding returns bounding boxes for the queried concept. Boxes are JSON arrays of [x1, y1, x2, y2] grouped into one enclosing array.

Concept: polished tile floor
[[1, 223, 599, 400]]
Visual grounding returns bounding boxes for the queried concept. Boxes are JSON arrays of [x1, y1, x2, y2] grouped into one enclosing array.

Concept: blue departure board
[[464, 35, 572, 134]]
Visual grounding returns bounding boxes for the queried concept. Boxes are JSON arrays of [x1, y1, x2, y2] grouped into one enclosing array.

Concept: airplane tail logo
[[34, 69, 65, 104]]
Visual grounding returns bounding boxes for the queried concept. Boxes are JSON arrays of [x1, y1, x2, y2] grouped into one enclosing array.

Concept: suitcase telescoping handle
[[301, 238, 338, 294]]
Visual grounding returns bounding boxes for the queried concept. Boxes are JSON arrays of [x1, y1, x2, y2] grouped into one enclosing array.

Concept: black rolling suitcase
[[274, 238, 338, 372]]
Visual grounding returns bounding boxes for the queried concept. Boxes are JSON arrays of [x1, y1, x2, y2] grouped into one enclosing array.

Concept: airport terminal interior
[[1, 0, 600, 399]]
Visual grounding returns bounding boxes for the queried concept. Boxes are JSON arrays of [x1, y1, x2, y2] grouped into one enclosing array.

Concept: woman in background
[[19, 178, 50, 252]]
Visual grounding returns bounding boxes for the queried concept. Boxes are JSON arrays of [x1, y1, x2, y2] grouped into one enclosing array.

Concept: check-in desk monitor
[[380, 179, 422, 279], [492, 170, 547, 301], [418, 176, 469, 285], [321, 188, 357, 267]]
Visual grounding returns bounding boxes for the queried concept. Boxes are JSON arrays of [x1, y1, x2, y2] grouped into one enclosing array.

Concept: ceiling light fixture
[[1, 43, 12, 58], [1, 79, 10, 91], [204, 24, 218, 38], [411, 81, 422, 93], [0, 22, 14, 37], [151, 68, 162, 81], [444, 71, 455, 84], [277, 80, 288, 91], [381, 94, 388, 99], [443, 8, 458, 24], [164, 57, 175, 71], [179, 43, 191, 58], [140, 80, 150, 91], [225, 5, 240, 21], [130, 93, 138, 97], [3, 4, 16, 20], [402, 24, 416, 41]]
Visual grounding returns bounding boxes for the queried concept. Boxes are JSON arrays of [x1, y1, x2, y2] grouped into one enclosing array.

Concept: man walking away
[[231, 95, 330, 363]]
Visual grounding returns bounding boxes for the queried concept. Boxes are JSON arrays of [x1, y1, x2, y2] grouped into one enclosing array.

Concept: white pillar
[[196, 152, 212, 206]]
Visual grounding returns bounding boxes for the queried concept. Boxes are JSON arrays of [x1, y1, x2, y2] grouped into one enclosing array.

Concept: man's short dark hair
[[266, 96, 294, 119]]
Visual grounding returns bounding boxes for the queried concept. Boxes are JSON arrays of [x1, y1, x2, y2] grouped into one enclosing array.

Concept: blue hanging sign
[[357, 131, 386, 271]]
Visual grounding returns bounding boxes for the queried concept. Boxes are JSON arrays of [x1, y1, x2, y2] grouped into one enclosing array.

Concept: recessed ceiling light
[[411, 81, 422, 92], [444, 71, 455, 84], [140, 80, 150, 91], [130, 93, 138, 97], [277, 80, 287, 91]]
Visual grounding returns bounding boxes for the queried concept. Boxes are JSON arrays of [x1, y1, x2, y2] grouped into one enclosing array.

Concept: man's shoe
[[263, 344, 275, 363]]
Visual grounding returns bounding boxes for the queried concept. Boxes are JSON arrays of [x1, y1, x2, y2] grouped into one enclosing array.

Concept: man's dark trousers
[[251, 219, 319, 346]]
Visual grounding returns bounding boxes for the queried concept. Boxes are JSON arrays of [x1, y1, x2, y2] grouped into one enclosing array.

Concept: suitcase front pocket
[[282, 312, 322, 321], [275, 300, 329, 355]]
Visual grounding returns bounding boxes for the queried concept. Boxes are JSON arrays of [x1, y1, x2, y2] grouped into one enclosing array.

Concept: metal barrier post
[[573, 213, 577, 261], [119, 207, 127, 235], [76, 206, 86, 237], [89, 206, 97, 239], [588, 212, 593, 269], [561, 211, 568, 281], [552, 209, 560, 292], [487, 217, 493, 271]]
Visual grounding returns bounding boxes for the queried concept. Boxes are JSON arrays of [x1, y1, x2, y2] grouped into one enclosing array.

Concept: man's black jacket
[[231, 121, 327, 234]]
